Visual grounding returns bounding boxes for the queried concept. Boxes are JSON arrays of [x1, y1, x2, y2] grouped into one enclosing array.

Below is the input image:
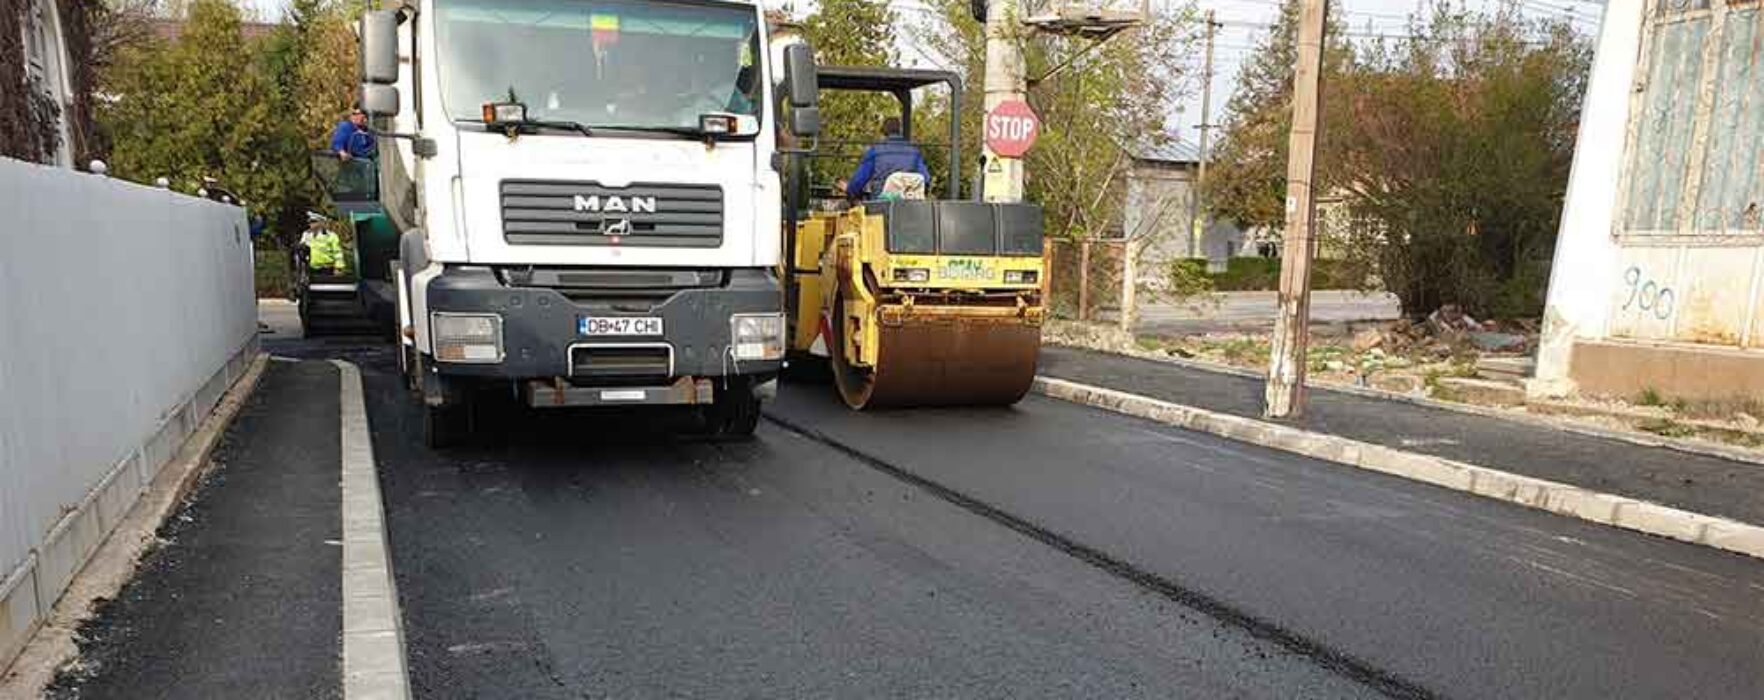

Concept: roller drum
[[833, 313, 1040, 410]]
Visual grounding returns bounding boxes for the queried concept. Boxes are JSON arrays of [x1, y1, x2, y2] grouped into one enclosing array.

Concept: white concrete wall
[[1533, 0, 1651, 394], [0, 157, 257, 664]]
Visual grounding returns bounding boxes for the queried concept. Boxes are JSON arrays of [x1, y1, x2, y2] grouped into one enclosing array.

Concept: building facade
[[1535, 0, 1764, 400], [1125, 141, 1250, 284], [2, 0, 88, 166]]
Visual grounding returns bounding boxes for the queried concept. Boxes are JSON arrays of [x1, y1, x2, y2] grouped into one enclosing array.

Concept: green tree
[[99, 0, 361, 246], [258, 0, 359, 246], [1203, 3, 1589, 318], [1200, 0, 1351, 233], [1334, 9, 1588, 316], [800, 0, 900, 191], [916, 0, 1195, 233], [103, 0, 280, 205]]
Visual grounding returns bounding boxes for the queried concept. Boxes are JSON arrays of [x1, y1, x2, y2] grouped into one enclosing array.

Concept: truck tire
[[423, 402, 470, 449], [704, 382, 760, 440]]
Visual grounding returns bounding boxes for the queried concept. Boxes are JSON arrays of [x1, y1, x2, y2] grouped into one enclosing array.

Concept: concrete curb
[[332, 360, 412, 700], [1033, 376, 1764, 561], [1043, 339, 1764, 468], [0, 350, 269, 696]]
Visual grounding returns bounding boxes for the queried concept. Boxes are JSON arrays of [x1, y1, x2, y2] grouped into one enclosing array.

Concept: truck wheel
[[705, 383, 760, 440], [297, 297, 314, 339], [423, 402, 470, 449]]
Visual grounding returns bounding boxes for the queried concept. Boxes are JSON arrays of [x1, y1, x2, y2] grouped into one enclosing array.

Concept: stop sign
[[984, 100, 1040, 159]]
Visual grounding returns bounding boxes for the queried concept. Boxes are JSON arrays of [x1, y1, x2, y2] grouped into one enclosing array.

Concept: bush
[[255, 248, 291, 299], [1168, 257, 1370, 292], [1159, 258, 1217, 301]]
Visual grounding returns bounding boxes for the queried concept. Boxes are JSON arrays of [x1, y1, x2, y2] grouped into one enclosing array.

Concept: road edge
[[1033, 376, 1764, 561], [332, 360, 413, 700], [1042, 339, 1764, 468], [0, 350, 269, 696]]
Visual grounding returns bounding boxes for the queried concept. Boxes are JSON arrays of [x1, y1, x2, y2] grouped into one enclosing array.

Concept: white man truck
[[356, 0, 821, 446]]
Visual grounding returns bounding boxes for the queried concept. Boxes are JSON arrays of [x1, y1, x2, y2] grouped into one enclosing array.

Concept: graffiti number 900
[[1622, 266, 1675, 320]]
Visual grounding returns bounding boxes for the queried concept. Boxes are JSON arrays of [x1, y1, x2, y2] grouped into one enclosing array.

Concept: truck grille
[[501, 180, 724, 247], [572, 345, 673, 379]]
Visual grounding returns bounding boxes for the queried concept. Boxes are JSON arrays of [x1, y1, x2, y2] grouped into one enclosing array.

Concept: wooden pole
[[982, 0, 1027, 203], [1079, 238, 1093, 322], [1119, 238, 1137, 332], [1040, 236, 1054, 304], [1264, 0, 1328, 419], [1190, 10, 1217, 258]]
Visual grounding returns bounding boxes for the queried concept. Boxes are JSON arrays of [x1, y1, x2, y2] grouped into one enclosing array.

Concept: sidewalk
[[1037, 346, 1764, 529], [42, 360, 343, 699], [1130, 290, 1401, 335]]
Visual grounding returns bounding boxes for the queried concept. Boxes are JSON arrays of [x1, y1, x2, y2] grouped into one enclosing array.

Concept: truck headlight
[[432, 312, 504, 363], [892, 268, 930, 283], [1004, 270, 1039, 284], [731, 313, 785, 361]]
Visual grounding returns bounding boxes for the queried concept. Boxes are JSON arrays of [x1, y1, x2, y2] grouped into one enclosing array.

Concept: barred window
[[24, 0, 50, 74], [1621, 1, 1764, 234]]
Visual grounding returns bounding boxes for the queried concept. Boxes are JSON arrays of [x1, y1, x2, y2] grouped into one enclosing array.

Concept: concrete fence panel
[[0, 158, 257, 664]]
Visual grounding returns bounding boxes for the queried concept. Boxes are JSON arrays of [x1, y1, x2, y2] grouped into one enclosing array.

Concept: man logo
[[574, 194, 657, 214], [601, 218, 633, 236]]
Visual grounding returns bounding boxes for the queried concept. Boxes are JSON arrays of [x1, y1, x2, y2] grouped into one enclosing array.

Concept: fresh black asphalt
[[46, 360, 343, 700], [766, 386, 1764, 699], [1040, 345, 1764, 525], [44, 332, 1764, 699], [358, 352, 1375, 698]]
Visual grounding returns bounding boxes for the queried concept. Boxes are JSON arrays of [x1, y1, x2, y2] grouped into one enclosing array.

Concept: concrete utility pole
[[1264, 0, 1328, 419], [1189, 9, 1217, 259], [982, 0, 1028, 203]]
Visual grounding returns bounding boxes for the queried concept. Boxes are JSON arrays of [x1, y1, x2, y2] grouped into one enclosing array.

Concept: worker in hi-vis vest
[[300, 212, 345, 275]]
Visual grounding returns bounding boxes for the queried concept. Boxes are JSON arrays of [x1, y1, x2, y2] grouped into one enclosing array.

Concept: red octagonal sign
[[985, 100, 1040, 159]]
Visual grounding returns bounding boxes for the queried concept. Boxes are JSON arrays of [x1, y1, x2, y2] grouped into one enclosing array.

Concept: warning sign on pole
[[984, 100, 1040, 159]]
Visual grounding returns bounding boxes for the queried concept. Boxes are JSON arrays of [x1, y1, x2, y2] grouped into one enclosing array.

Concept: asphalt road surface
[[350, 353, 1371, 698], [259, 324, 1762, 699]]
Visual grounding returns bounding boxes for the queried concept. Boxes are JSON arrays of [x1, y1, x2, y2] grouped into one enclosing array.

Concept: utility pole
[[1189, 10, 1217, 260], [1264, 0, 1328, 419], [982, 0, 1028, 203]]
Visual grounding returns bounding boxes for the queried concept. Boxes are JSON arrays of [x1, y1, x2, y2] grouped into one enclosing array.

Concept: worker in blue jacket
[[330, 108, 378, 195], [847, 117, 930, 201], [330, 108, 377, 161]]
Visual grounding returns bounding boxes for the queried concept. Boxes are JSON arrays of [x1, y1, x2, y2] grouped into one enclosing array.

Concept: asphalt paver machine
[[301, 153, 400, 337]]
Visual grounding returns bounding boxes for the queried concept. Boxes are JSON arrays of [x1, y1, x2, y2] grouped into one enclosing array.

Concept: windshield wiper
[[460, 117, 594, 137], [522, 119, 595, 137], [596, 125, 713, 139]]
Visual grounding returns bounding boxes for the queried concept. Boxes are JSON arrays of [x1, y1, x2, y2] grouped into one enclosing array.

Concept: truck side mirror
[[361, 10, 400, 84], [783, 43, 818, 110], [361, 83, 400, 117], [790, 106, 819, 139]]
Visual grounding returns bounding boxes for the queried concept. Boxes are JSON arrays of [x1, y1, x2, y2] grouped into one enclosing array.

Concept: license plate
[[580, 316, 663, 336]]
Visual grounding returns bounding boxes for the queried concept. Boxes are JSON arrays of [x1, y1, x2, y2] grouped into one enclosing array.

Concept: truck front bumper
[[423, 266, 783, 384]]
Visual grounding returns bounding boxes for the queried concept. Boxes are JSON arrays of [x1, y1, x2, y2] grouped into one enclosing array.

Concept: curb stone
[[1033, 376, 1764, 561], [1041, 339, 1764, 468], [332, 360, 413, 700]]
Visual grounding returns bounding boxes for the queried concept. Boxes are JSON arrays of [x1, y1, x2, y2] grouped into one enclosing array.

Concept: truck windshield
[[435, 0, 763, 135]]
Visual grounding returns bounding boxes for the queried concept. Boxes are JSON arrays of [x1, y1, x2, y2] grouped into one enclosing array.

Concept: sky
[[242, 0, 1609, 154]]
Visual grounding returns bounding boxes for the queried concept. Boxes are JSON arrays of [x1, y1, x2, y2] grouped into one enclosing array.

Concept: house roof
[[1129, 139, 1202, 165]]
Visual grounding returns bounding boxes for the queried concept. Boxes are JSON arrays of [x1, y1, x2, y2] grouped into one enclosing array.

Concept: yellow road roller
[[781, 67, 1046, 409]]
